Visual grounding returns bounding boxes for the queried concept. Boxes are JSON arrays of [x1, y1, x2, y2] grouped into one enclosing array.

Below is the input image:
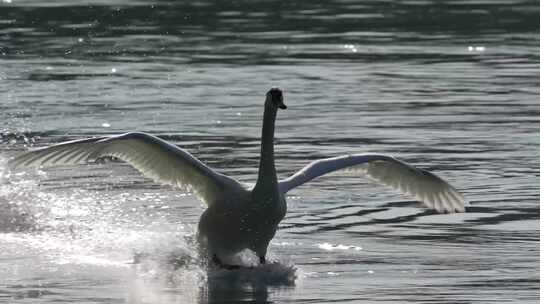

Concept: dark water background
[[1, 1, 539, 303]]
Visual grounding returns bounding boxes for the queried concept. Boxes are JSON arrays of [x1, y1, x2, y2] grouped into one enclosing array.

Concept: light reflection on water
[[1, 0, 540, 303]]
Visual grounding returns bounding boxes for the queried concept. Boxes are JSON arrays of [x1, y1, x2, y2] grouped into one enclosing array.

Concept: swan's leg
[[255, 244, 269, 265]]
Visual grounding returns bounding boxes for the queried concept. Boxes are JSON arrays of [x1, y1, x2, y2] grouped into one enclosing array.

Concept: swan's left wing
[[8, 132, 243, 206], [278, 154, 467, 213]]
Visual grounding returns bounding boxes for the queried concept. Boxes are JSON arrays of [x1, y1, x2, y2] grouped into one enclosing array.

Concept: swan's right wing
[[279, 154, 467, 213], [8, 132, 242, 206]]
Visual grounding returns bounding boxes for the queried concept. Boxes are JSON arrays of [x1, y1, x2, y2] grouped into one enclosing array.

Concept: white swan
[[8, 88, 467, 268]]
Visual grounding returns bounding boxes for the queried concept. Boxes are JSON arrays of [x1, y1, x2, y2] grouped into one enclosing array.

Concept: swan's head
[[266, 87, 287, 110]]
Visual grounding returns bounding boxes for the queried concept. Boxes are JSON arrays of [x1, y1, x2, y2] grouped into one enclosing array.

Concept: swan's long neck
[[253, 104, 278, 195]]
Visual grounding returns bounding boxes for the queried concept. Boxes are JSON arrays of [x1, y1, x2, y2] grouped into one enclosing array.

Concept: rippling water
[[1, 1, 540, 303]]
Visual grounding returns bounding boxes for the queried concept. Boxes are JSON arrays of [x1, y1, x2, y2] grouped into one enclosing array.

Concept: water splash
[[0, 159, 44, 233], [129, 235, 297, 303], [0, 165, 298, 302]]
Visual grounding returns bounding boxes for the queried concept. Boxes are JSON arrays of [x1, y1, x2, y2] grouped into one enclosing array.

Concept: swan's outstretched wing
[[8, 132, 242, 206], [278, 154, 467, 213]]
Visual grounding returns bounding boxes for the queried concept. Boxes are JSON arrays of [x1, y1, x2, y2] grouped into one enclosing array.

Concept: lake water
[[1, 0, 540, 303]]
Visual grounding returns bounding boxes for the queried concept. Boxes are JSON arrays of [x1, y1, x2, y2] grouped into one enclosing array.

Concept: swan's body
[[8, 88, 467, 267]]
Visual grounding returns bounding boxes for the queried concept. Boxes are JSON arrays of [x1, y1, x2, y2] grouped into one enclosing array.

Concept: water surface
[[1, 0, 540, 303]]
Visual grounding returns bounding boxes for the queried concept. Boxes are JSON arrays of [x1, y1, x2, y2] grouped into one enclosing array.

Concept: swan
[[7, 87, 467, 268]]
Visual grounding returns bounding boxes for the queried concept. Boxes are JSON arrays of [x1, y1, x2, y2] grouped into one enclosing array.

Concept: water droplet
[[102, 123, 111, 128], [111, 68, 117, 73]]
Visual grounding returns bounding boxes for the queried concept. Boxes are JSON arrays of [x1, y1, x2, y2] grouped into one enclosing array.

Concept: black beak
[[279, 103, 287, 110]]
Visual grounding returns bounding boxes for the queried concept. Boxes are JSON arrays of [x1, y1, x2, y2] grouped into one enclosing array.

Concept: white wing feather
[[278, 154, 467, 213], [8, 132, 243, 206]]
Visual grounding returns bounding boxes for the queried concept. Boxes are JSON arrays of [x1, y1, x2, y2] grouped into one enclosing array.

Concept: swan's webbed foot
[[212, 254, 241, 270]]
